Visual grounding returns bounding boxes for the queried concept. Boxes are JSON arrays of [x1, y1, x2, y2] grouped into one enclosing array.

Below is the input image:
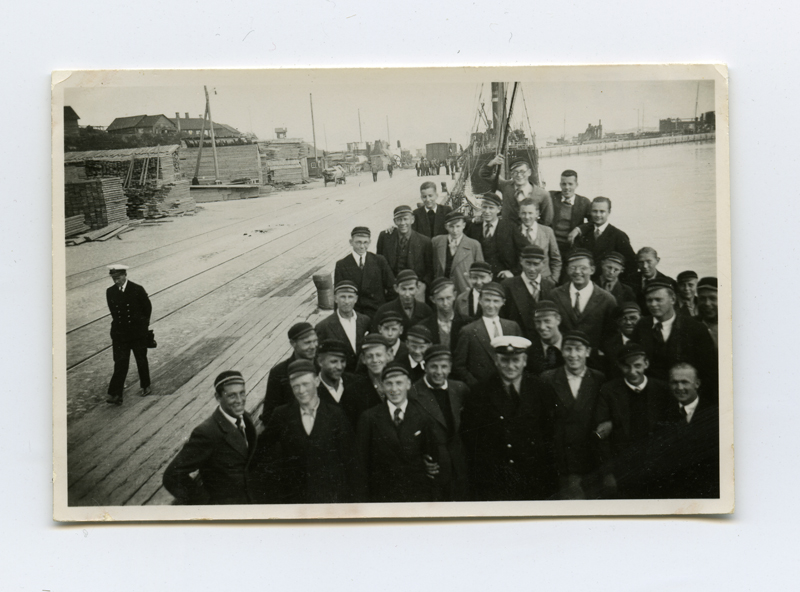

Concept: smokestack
[[175, 113, 181, 132], [185, 112, 190, 119]]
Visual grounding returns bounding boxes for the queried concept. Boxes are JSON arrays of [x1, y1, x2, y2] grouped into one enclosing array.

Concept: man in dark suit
[[412, 182, 452, 238], [358, 363, 444, 502], [261, 360, 363, 504], [376, 204, 434, 289], [423, 278, 469, 352], [464, 191, 520, 280], [696, 277, 719, 350], [315, 280, 370, 373], [547, 170, 592, 267], [540, 331, 607, 499], [528, 300, 565, 376], [333, 226, 395, 319], [260, 322, 318, 423], [410, 344, 470, 500], [105, 264, 152, 405], [164, 371, 257, 504], [571, 197, 637, 283], [400, 324, 434, 384], [460, 336, 557, 501], [597, 251, 636, 304], [454, 261, 493, 320], [453, 282, 523, 388], [372, 309, 409, 365], [651, 363, 720, 498], [355, 334, 394, 404], [549, 249, 617, 357], [676, 270, 700, 317], [432, 211, 485, 295], [501, 246, 557, 342], [594, 343, 672, 499], [630, 280, 718, 402], [371, 270, 434, 338], [316, 339, 382, 430], [601, 301, 642, 378], [628, 247, 676, 311], [479, 156, 554, 226]]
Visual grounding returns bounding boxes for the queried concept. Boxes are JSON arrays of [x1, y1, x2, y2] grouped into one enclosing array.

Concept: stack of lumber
[[65, 166, 86, 183], [258, 139, 312, 160], [265, 160, 304, 184], [65, 215, 90, 237], [64, 146, 181, 186], [181, 145, 262, 184], [125, 180, 195, 219], [65, 178, 130, 230]]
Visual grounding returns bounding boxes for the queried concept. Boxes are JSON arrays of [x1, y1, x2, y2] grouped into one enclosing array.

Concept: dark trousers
[[108, 338, 150, 396], [372, 172, 378, 182], [388, 169, 393, 178]]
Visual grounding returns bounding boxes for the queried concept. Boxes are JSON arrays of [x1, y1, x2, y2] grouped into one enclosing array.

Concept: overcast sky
[[65, 73, 714, 152]]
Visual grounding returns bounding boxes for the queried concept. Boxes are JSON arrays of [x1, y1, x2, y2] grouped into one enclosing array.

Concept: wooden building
[[107, 114, 178, 136], [64, 106, 80, 137]]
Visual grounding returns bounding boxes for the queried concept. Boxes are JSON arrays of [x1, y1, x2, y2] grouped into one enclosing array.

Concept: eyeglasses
[[567, 265, 591, 273]]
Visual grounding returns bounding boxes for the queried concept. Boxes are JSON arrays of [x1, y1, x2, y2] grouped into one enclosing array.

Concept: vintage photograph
[[52, 66, 732, 521]]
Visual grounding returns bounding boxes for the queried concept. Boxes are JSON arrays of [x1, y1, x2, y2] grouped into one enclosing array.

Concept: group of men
[[162, 160, 721, 505], [415, 158, 458, 177]]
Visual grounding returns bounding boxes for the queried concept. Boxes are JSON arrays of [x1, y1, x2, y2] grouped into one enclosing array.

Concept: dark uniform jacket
[[501, 274, 557, 342], [410, 378, 470, 500], [550, 283, 617, 353], [460, 372, 557, 501], [371, 297, 434, 338], [315, 311, 371, 373], [527, 340, 565, 377], [163, 408, 257, 505], [420, 310, 469, 353], [452, 317, 523, 388], [540, 367, 606, 477], [106, 281, 152, 342], [602, 280, 637, 305], [411, 204, 453, 238], [317, 372, 383, 430], [627, 270, 675, 312], [357, 398, 444, 503], [261, 399, 362, 504], [574, 223, 638, 283], [465, 218, 521, 278], [334, 252, 396, 319], [376, 229, 434, 286], [261, 353, 298, 423]]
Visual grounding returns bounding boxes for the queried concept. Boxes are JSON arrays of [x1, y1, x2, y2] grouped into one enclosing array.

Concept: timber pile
[[64, 147, 181, 186], [265, 160, 304, 184], [65, 215, 90, 237], [125, 180, 195, 219], [259, 138, 313, 160], [181, 145, 261, 184], [65, 178, 130, 230]]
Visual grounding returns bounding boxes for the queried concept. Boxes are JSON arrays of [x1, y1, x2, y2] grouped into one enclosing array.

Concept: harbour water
[[536, 140, 718, 278]]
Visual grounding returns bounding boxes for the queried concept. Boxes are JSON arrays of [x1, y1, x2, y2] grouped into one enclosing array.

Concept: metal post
[[310, 94, 319, 172]]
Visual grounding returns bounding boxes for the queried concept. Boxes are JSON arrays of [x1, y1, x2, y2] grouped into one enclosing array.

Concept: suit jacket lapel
[[554, 369, 576, 409], [215, 410, 249, 458], [511, 277, 535, 310], [412, 384, 447, 429], [476, 319, 495, 358], [375, 403, 403, 450], [453, 239, 471, 270], [573, 372, 597, 413], [435, 239, 447, 271], [555, 287, 579, 324]]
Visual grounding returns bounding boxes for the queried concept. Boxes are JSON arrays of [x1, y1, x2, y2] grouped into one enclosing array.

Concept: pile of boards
[[125, 180, 195, 219], [65, 221, 140, 246], [65, 215, 90, 237], [65, 178, 129, 229], [265, 160, 305, 184]]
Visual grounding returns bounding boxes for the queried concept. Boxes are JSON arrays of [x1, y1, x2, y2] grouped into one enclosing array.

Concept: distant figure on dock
[[570, 197, 637, 283], [387, 162, 394, 178], [432, 211, 485, 296], [314, 280, 371, 373], [411, 182, 452, 239], [371, 160, 380, 182], [105, 264, 152, 406], [479, 156, 554, 227], [260, 322, 319, 423], [415, 161, 421, 176], [549, 170, 592, 272], [163, 371, 257, 505], [334, 226, 396, 319]]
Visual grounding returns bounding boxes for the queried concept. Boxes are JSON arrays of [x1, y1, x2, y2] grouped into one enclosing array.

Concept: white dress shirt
[[425, 204, 438, 214], [409, 356, 424, 371], [423, 376, 448, 391], [521, 273, 541, 298], [522, 222, 539, 243], [351, 251, 365, 268], [448, 234, 463, 255], [681, 397, 700, 423], [118, 279, 129, 292], [387, 398, 409, 422], [483, 218, 498, 238], [389, 340, 401, 359], [593, 221, 609, 237], [624, 376, 648, 392], [218, 405, 243, 427], [569, 281, 595, 313], [565, 367, 586, 398], [300, 397, 321, 435], [320, 375, 345, 403], [482, 316, 503, 339], [654, 313, 676, 342], [562, 194, 575, 206], [337, 310, 358, 352]]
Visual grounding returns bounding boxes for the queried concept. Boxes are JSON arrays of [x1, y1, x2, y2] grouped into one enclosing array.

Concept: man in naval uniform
[[105, 264, 152, 405]]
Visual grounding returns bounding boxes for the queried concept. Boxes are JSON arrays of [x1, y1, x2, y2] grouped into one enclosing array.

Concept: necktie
[[525, 227, 533, 243], [399, 235, 408, 251], [359, 256, 364, 270], [427, 209, 435, 235], [605, 282, 614, 292], [119, 286, 124, 292], [515, 189, 524, 202], [679, 405, 688, 421], [594, 227, 601, 239], [484, 222, 492, 239], [653, 321, 664, 344], [530, 281, 539, 301], [393, 407, 403, 427], [235, 417, 248, 447], [573, 292, 581, 316], [546, 345, 559, 367]]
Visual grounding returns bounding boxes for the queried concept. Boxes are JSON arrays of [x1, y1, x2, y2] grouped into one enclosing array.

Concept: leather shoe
[[141, 386, 153, 397], [106, 395, 123, 405]]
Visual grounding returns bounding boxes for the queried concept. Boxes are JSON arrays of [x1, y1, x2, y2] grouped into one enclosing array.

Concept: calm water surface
[[535, 141, 717, 278]]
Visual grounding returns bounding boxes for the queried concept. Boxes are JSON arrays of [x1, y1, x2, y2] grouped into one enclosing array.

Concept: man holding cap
[[598, 251, 636, 304], [550, 249, 617, 356], [357, 363, 443, 502], [540, 330, 606, 499], [455, 261, 493, 320], [376, 205, 434, 292], [571, 197, 637, 282], [316, 339, 381, 430], [163, 371, 257, 504], [461, 335, 557, 501], [696, 277, 719, 349], [105, 264, 153, 405], [594, 343, 672, 498], [601, 302, 642, 378], [409, 344, 470, 501], [371, 270, 434, 338], [412, 181, 452, 238], [453, 282, 523, 388], [260, 359, 362, 503], [432, 210, 485, 295], [465, 191, 520, 280], [502, 245, 557, 342], [315, 280, 370, 373], [423, 277, 469, 352], [261, 322, 318, 423], [527, 300, 565, 376], [631, 279, 717, 399], [517, 198, 562, 280], [479, 156, 554, 226], [676, 270, 700, 317], [334, 226, 395, 319]]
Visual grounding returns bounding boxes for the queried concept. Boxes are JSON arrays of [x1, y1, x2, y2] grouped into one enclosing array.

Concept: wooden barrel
[[313, 273, 334, 310]]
